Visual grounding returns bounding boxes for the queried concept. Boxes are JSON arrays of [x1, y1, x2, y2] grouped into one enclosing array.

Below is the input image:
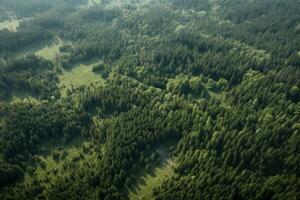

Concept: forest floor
[[129, 145, 177, 200]]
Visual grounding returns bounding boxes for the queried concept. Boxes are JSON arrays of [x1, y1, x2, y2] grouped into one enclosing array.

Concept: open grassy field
[[0, 19, 19, 32], [59, 61, 105, 95], [35, 38, 64, 61]]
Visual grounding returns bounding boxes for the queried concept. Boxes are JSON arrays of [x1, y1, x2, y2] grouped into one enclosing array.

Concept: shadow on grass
[[62, 58, 101, 72], [127, 140, 178, 199]]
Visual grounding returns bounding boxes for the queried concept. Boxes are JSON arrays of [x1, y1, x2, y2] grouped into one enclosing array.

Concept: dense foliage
[[0, 0, 299, 199]]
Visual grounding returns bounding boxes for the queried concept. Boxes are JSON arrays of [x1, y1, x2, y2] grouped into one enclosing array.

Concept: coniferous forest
[[0, 0, 300, 199]]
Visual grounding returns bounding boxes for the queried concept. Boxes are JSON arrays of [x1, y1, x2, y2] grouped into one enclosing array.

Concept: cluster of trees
[[0, 0, 91, 54], [0, 0, 299, 199], [0, 24, 52, 53], [202, 0, 299, 61], [168, 0, 210, 11], [0, 0, 86, 17], [154, 68, 300, 200], [0, 162, 23, 187], [114, 27, 271, 89], [78, 7, 122, 23], [0, 98, 90, 189], [0, 75, 190, 199], [57, 25, 127, 68], [0, 55, 59, 100], [92, 62, 111, 79]]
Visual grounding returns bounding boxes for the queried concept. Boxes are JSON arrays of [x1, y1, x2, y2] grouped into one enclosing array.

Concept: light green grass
[[34, 147, 80, 179], [35, 38, 64, 61], [129, 158, 176, 200], [129, 159, 175, 200], [24, 141, 97, 185], [80, 0, 101, 8], [59, 61, 104, 95], [13, 38, 64, 59], [0, 19, 19, 32], [105, 0, 151, 8], [87, 0, 101, 7], [129, 144, 177, 200]]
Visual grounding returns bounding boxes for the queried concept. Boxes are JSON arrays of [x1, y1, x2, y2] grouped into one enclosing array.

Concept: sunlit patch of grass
[[35, 38, 64, 61], [129, 159, 176, 200], [12, 38, 63, 59], [105, 0, 152, 8], [23, 140, 99, 186], [129, 143, 177, 200], [59, 61, 105, 96], [90, 0, 101, 5], [79, 0, 101, 8], [0, 19, 19, 32]]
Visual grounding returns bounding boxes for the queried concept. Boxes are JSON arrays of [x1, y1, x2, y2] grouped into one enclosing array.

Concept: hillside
[[0, 0, 299, 199]]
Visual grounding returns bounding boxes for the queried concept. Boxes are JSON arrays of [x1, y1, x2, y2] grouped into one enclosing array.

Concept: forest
[[0, 0, 299, 199]]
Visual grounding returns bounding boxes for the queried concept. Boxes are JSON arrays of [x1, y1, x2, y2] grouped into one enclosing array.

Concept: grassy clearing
[[129, 144, 177, 200], [104, 0, 151, 8], [24, 140, 98, 186], [0, 19, 19, 32], [35, 38, 64, 61], [80, 0, 101, 8], [13, 38, 63, 59], [129, 159, 176, 200], [59, 61, 105, 96], [88, 0, 101, 6]]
